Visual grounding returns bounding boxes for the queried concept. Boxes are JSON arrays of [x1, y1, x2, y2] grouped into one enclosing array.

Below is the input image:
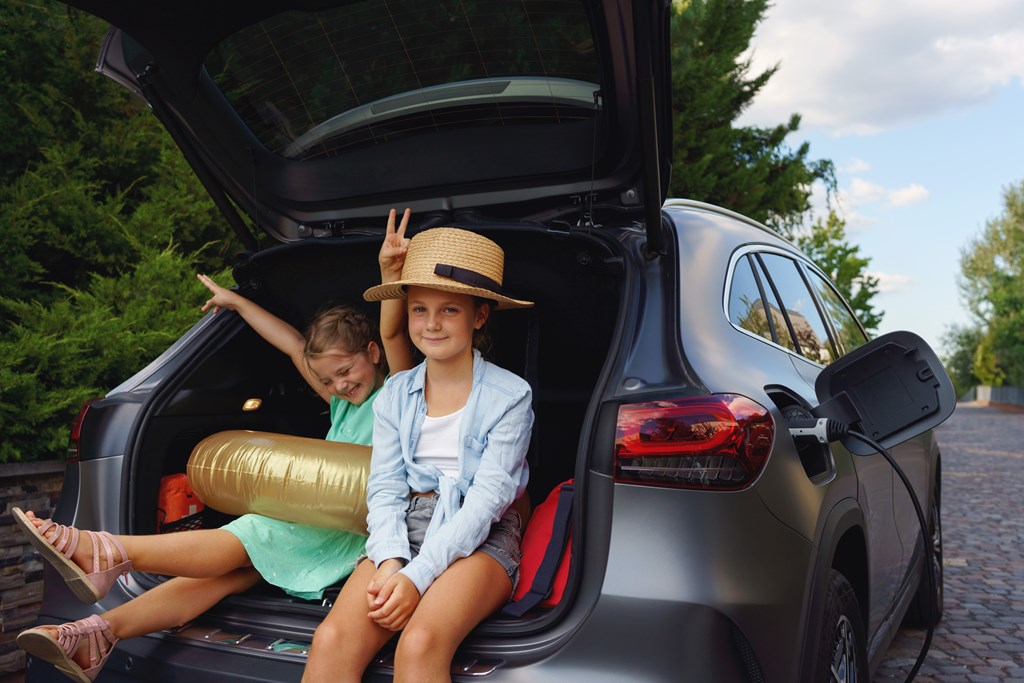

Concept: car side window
[[757, 253, 837, 365], [805, 269, 868, 355], [727, 254, 797, 352]]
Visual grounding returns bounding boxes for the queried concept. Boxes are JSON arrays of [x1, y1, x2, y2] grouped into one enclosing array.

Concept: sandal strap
[[54, 615, 118, 667], [38, 519, 80, 560], [91, 531, 130, 574]]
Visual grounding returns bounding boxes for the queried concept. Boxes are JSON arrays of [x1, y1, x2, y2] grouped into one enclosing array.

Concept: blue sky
[[736, 0, 1024, 354]]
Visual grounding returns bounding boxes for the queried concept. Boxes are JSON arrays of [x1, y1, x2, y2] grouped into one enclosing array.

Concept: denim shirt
[[364, 350, 533, 594]]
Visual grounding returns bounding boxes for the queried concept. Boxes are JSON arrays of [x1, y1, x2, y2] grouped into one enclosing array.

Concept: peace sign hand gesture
[[380, 208, 411, 284]]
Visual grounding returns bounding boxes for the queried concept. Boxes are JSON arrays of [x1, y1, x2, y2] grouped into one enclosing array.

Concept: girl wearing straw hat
[[303, 224, 534, 682]]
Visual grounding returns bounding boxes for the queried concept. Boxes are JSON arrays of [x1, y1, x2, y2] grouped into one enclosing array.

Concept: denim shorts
[[406, 494, 523, 591]]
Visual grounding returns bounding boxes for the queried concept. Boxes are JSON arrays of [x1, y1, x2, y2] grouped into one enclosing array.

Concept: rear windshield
[[204, 0, 601, 160]]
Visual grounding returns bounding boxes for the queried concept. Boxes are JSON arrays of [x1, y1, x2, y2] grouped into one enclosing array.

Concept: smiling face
[[306, 343, 383, 405], [406, 286, 489, 365]]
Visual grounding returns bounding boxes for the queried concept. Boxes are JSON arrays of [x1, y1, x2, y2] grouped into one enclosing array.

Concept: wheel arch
[[799, 498, 868, 683]]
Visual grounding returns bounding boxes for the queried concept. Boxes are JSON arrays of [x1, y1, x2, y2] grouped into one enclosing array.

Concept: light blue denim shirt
[[364, 350, 533, 594]]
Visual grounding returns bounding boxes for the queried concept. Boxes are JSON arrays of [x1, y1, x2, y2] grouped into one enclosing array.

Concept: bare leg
[[22, 511, 251, 577], [393, 552, 512, 683], [302, 559, 396, 683], [29, 568, 262, 673], [104, 568, 262, 639]]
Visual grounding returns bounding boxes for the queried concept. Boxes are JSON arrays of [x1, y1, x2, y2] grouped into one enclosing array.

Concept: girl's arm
[[379, 208, 415, 374], [197, 274, 333, 404]]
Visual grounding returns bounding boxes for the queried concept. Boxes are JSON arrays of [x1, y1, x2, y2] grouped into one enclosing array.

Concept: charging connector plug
[[787, 417, 849, 444]]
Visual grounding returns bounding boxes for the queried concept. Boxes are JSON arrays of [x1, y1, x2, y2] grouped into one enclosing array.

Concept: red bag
[[506, 479, 574, 615], [157, 473, 205, 531]]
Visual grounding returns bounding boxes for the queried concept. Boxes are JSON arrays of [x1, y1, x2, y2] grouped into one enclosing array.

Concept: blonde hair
[[303, 305, 387, 373]]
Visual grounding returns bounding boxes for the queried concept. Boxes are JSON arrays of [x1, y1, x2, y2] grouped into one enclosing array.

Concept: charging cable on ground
[[788, 416, 936, 683]]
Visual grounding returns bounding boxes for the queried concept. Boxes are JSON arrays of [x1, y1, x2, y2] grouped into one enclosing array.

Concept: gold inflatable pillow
[[187, 430, 371, 535]]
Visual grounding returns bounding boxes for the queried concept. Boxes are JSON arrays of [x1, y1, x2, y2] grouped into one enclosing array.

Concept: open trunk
[[122, 221, 623, 634]]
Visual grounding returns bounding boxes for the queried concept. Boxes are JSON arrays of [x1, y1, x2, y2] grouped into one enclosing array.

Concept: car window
[[728, 254, 797, 352], [204, 0, 601, 160], [757, 253, 836, 365], [805, 269, 869, 355]]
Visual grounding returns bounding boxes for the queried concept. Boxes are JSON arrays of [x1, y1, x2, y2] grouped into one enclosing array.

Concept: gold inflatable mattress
[[187, 430, 371, 534]]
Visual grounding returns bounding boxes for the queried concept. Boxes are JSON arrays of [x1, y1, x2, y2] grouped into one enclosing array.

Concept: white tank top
[[414, 406, 464, 478]]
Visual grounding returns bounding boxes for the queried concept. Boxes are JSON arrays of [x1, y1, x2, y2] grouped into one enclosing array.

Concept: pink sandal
[[17, 614, 118, 683], [12, 507, 132, 604]]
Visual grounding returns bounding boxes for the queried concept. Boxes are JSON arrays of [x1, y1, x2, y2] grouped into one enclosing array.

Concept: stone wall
[[0, 461, 65, 675]]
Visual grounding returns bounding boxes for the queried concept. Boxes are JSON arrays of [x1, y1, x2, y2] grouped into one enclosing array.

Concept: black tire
[[813, 570, 868, 683], [903, 491, 944, 626]]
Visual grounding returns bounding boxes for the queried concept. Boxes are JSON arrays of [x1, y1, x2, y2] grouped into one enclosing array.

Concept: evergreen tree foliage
[[669, 0, 836, 234], [0, 243, 230, 462], [0, 0, 235, 306], [0, 0, 237, 460]]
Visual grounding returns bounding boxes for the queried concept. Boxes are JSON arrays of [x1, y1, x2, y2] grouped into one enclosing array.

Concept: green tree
[[940, 324, 983, 398], [958, 180, 1024, 385], [0, 242, 230, 462], [794, 211, 882, 333], [0, 0, 239, 461], [669, 0, 836, 234], [0, 0, 236, 306]]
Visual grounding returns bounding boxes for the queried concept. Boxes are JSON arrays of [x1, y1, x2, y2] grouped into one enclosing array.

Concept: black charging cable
[[788, 418, 936, 683]]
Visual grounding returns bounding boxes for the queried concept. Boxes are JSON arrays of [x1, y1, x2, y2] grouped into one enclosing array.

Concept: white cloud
[[840, 158, 871, 174], [869, 272, 916, 294], [843, 178, 929, 209], [737, 1, 1024, 134], [888, 184, 929, 206]]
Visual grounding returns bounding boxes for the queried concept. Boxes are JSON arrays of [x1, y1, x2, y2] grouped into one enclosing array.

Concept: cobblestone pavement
[[873, 402, 1024, 682]]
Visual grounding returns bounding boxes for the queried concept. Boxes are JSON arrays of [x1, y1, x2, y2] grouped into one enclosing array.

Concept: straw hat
[[363, 227, 533, 309]]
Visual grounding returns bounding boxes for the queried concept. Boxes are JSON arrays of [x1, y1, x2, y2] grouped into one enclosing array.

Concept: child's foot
[[12, 508, 132, 603], [17, 614, 118, 683]]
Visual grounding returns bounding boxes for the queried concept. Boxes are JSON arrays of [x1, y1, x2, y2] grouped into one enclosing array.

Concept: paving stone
[[876, 403, 1024, 681]]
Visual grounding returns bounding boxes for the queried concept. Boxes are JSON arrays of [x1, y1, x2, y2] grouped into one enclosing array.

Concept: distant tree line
[[943, 180, 1024, 397], [0, 0, 880, 461]]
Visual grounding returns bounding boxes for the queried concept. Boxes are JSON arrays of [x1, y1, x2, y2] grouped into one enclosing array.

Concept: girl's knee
[[395, 624, 453, 665], [310, 619, 345, 653]]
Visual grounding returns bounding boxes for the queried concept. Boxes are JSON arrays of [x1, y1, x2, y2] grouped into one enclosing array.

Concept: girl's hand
[[380, 208, 411, 284], [197, 273, 239, 314], [367, 572, 420, 631], [366, 558, 403, 609]]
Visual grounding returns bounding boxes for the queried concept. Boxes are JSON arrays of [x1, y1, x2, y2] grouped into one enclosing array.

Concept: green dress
[[221, 387, 381, 600]]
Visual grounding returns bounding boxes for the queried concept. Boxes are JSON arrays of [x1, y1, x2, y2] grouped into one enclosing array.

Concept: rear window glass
[[806, 270, 868, 355], [204, 0, 601, 160], [728, 254, 797, 352], [758, 253, 836, 364]]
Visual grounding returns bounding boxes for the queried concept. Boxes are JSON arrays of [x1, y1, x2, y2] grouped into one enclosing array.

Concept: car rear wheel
[[903, 492, 944, 626], [814, 570, 868, 683]]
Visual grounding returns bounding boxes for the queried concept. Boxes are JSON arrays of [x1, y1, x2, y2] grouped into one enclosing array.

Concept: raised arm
[[379, 208, 415, 374], [197, 273, 333, 403]]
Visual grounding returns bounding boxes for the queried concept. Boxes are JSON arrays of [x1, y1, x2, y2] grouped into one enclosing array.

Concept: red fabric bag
[[508, 479, 574, 612]]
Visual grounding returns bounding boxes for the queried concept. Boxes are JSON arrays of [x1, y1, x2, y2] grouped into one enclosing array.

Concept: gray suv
[[28, 1, 946, 681]]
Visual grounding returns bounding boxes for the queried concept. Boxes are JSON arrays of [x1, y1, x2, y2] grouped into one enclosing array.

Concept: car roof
[[63, 0, 672, 245]]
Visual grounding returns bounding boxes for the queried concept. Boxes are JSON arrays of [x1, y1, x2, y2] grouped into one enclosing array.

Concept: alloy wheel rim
[[931, 501, 944, 610], [829, 614, 858, 683]]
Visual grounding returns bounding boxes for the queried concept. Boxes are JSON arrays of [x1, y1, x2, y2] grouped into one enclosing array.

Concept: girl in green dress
[[13, 209, 414, 683]]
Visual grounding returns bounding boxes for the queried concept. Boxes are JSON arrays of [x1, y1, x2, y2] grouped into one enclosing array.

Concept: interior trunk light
[[614, 394, 774, 491], [242, 398, 262, 412]]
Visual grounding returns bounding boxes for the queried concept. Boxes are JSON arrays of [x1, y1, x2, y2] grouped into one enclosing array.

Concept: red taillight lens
[[614, 394, 774, 490], [67, 399, 97, 462]]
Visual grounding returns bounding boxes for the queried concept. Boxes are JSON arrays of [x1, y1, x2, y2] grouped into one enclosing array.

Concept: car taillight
[[67, 399, 96, 462], [614, 394, 774, 491]]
